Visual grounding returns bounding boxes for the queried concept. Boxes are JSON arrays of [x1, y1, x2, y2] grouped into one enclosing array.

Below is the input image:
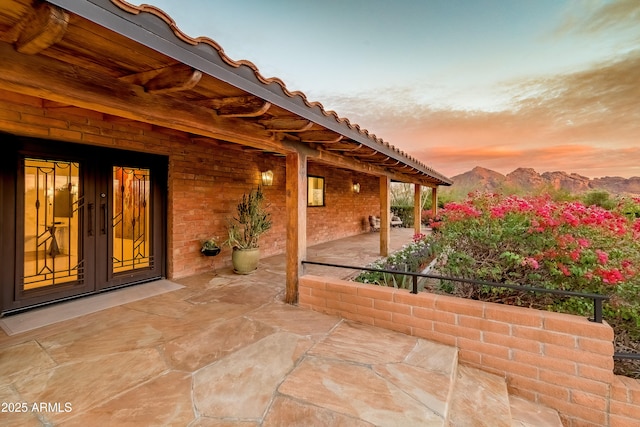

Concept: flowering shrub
[[429, 192, 640, 326], [353, 234, 434, 289]]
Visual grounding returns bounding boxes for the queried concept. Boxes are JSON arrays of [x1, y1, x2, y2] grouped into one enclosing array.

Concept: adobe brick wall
[[0, 90, 379, 279], [611, 376, 640, 427], [299, 275, 640, 427]]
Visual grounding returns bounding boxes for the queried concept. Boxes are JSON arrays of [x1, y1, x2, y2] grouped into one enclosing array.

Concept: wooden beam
[[0, 43, 288, 153], [380, 176, 391, 257], [301, 134, 343, 144], [344, 149, 380, 158], [206, 95, 272, 117], [13, 2, 68, 55], [285, 151, 307, 304], [143, 64, 202, 94], [414, 184, 422, 236], [432, 187, 439, 219], [308, 144, 435, 185], [264, 120, 313, 133], [324, 143, 363, 152]]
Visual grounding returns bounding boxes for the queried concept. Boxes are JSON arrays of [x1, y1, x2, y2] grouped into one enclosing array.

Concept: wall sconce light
[[261, 170, 274, 186], [352, 182, 360, 193]]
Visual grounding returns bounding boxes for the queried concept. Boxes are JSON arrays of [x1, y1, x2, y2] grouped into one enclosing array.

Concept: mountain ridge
[[449, 167, 640, 196]]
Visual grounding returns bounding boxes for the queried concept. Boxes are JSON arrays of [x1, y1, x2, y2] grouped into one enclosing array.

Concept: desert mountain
[[449, 167, 640, 196]]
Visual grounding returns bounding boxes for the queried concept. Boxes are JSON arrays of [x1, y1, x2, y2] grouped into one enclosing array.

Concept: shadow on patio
[[0, 228, 475, 426]]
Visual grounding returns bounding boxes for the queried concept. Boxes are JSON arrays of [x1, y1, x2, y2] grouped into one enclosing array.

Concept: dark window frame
[[307, 175, 325, 207]]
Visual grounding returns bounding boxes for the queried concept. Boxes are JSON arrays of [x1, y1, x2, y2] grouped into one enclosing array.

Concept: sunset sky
[[141, 0, 639, 179]]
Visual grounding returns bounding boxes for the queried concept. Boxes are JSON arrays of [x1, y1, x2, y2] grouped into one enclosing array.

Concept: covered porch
[[0, 0, 451, 314]]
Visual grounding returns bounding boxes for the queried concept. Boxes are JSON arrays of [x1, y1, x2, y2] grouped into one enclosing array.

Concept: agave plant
[[225, 186, 272, 250]]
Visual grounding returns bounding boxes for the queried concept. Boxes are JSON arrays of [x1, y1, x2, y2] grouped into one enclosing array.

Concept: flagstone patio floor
[[0, 228, 475, 426]]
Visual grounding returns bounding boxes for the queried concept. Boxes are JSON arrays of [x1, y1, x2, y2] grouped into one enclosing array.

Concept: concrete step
[[447, 365, 512, 427], [509, 395, 563, 427]]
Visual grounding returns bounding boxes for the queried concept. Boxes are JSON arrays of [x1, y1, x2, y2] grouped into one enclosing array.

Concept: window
[[307, 176, 325, 207]]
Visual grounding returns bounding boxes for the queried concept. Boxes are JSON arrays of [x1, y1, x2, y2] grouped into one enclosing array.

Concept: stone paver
[[278, 356, 444, 426], [164, 316, 276, 371], [0, 229, 466, 426], [0, 340, 56, 387], [13, 348, 166, 424], [193, 332, 313, 420], [263, 396, 376, 427], [59, 371, 195, 427]]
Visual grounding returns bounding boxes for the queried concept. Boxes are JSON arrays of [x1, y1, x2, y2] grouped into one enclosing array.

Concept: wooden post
[[414, 183, 422, 236], [431, 186, 438, 219], [285, 151, 307, 304], [380, 176, 390, 257]]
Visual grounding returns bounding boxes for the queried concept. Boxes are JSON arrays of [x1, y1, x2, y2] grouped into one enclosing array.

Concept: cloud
[[555, 0, 640, 36], [321, 49, 640, 179], [414, 144, 640, 178]]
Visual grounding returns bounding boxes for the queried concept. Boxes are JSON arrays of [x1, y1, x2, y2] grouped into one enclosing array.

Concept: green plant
[[225, 186, 272, 250], [582, 190, 616, 210], [201, 237, 220, 252], [354, 234, 434, 289]]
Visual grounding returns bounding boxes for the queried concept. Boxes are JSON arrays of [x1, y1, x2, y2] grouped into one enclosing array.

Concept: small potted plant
[[201, 237, 221, 256], [225, 186, 272, 274]]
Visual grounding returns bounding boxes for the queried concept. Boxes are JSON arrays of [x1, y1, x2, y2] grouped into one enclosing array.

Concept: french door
[[1, 136, 166, 313]]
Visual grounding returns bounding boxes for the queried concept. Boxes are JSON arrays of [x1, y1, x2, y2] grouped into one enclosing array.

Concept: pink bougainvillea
[[429, 192, 640, 315]]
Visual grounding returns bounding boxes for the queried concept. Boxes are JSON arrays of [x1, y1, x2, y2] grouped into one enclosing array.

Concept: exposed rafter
[[381, 160, 401, 167], [119, 64, 202, 94], [6, 2, 69, 55], [263, 120, 313, 133], [145, 65, 202, 94], [301, 134, 343, 144], [324, 143, 363, 152], [344, 150, 380, 158], [206, 95, 272, 118]]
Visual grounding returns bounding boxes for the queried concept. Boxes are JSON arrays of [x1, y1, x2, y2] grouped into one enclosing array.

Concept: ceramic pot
[[231, 247, 260, 274]]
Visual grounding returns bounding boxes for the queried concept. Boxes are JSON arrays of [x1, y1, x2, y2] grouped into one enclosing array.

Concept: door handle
[[100, 203, 107, 235], [88, 203, 94, 236]]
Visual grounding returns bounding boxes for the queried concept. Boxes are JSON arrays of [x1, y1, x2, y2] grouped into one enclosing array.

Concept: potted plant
[[225, 186, 272, 274], [201, 237, 221, 256]]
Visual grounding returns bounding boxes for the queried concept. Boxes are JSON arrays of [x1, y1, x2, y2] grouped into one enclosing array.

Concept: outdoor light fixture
[[261, 170, 274, 186], [352, 182, 360, 193]]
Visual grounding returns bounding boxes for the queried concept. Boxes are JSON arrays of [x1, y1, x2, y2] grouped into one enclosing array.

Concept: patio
[[0, 229, 550, 426]]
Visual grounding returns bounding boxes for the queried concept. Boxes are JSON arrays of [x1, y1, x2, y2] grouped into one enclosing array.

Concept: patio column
[[285, 151, 307, 304], [414, 183, 422, 236], [431, 186, 438, 219], [380, 175, 390, 257]]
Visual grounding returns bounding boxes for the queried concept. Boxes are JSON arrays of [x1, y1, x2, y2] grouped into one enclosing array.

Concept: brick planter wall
[[299, 275, 640, 427]]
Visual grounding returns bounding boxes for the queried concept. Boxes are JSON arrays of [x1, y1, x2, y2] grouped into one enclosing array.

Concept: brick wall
[[0, 90, 379, 279], [299, 275, 640, 427], [306, 163, 380, 246], [611, 376, 640, 426]]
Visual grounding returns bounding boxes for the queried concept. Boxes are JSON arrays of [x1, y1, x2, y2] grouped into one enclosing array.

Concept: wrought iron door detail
[[23, 158, 82, 289], [112, 166, 152, 273]]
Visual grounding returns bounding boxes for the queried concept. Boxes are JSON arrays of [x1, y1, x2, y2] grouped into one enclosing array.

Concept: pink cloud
[[324, 51, 640, 179]]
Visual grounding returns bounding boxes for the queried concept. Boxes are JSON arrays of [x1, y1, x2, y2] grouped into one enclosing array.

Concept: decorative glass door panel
[[23, 158, 81, 290], [3, 136, 165, 314], [112, 166, 152, 274]]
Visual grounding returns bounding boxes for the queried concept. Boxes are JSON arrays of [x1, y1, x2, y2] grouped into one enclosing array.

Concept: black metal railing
[[614, 352, 640, 360], [301, 260, 610, 323]]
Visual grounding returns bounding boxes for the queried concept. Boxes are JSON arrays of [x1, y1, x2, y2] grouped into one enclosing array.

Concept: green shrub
[[354, 234, 434, 289]]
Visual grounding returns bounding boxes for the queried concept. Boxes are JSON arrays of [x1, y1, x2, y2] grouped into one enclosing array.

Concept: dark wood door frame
[[0, 134, 167, 314]]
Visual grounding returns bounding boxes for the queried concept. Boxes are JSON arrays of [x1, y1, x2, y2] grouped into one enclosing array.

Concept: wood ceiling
[[0, 0, 452, 186]]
